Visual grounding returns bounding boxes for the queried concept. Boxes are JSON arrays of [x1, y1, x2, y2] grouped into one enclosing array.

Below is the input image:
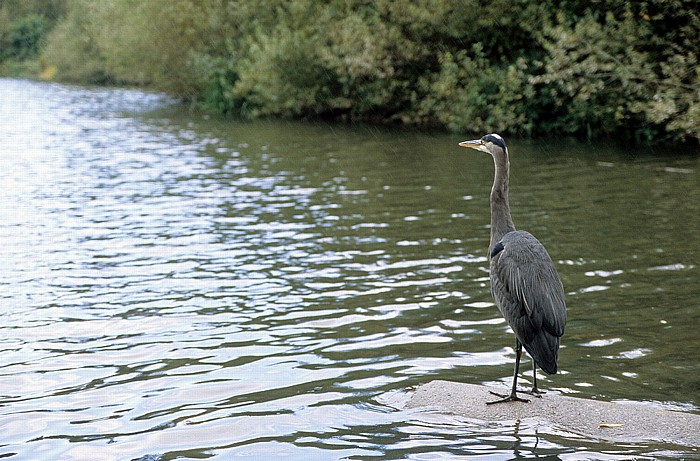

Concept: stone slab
[[406, 380, 700, 447]]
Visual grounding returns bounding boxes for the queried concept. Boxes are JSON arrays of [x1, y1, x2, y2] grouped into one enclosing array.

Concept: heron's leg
[[525, 358, 545, 397], [487, 340, 529, 404]]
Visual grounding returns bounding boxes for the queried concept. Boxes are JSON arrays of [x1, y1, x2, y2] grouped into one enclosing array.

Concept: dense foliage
[[0, 0, 63, 74], [2, 0, 698, 143]]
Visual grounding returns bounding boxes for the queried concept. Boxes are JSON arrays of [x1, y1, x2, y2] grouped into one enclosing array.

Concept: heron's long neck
[[490, 154, 516, 252]]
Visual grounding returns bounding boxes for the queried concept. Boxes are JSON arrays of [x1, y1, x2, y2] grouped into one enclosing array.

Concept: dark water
[[1, 78, 699, 460]]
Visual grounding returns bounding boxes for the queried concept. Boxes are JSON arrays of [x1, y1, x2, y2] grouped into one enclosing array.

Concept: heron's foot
[[486, 391, 530, 405], [522, 387, 545, 398]]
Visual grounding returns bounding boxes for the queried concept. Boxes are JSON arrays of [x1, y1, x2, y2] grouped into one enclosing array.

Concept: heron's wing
[[490, 231, 566, 338]]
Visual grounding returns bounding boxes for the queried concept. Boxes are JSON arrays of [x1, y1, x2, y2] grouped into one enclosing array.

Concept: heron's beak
[[458, 139, 489, 153]]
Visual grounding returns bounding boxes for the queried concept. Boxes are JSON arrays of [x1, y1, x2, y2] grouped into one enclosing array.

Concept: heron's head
[[458, 133, 508, 158]]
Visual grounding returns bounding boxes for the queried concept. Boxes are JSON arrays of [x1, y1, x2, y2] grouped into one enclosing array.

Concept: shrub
[[533, 5, 699, 142], [30, 0, 700, 143], [417, 46, 535, 136], [4, 14, 49, 60], [40, 0, 111, 83]]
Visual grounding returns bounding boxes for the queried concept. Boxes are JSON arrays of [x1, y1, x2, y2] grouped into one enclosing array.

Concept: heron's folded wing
[[492, 231, 566, 337]]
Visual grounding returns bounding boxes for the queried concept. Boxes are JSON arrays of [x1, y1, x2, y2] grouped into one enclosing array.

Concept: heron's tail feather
[[523, 332, 559, 374]]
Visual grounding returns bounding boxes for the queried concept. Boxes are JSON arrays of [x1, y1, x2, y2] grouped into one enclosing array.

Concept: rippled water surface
[[1, 79, 699, 460]]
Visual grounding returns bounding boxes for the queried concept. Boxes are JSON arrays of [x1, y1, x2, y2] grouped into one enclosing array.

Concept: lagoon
[[1, 78, 698, 459]]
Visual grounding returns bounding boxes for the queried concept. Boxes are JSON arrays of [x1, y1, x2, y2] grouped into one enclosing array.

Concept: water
[[1, 78, 698, 460]]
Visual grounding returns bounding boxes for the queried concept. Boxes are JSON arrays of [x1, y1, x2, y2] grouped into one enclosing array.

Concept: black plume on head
[[482, 134, 507, 152]]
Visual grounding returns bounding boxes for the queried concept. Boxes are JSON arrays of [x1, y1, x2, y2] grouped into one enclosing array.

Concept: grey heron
[[459, 133, 567, 404]]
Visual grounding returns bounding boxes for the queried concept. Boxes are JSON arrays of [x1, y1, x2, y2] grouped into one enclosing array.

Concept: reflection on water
[[0, 79, 698, 459]]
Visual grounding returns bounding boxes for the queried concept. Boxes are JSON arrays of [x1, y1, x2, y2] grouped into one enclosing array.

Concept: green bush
[[0, 1, 65, 62], [13, 0, 700, 143], [39, 0, 110, 83], [416, 46, 534, 135], [190, 54, 242, 115], [534, 4, 699, 142], [0, 14, 48, 61]]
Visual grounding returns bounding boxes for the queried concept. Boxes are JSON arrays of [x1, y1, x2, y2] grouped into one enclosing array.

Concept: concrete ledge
[[406, 380, 700, 447]]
